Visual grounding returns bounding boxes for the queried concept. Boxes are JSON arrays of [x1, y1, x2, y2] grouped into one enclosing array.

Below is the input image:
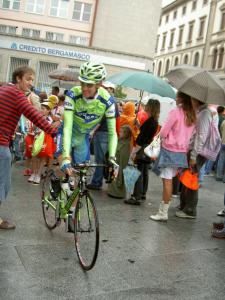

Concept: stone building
[[0, 0, 162, 91], [154, 0, 225, 83]]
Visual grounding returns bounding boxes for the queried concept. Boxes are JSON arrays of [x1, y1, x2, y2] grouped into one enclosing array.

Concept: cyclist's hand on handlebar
[[61, 159, 73, 176]]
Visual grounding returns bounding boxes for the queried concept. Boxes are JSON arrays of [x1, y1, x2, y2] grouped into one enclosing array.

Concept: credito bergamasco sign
[[10, 42, 90, 61]]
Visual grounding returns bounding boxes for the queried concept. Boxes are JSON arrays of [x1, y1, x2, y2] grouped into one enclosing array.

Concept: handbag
[[144, 132, 161, 160]]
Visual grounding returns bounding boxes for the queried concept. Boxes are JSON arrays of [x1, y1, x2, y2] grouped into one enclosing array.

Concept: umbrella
[[50, 80, 76, 90], [107, 71, 176, 99], [165, 65, 225, 105], [49, 68, 79, 81]]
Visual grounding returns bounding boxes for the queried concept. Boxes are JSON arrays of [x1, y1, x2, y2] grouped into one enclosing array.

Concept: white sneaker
[[175, 211, 196, 219], [28, 174, 35, 183], [33, 175, 41, 185], [217, 209, 225, 217]]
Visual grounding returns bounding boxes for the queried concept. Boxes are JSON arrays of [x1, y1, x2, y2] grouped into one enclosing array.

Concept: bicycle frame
[[43, 168, 87, 220]]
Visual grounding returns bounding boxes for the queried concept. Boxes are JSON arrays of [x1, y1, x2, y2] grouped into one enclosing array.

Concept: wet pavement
[[0, 165, 225, 300]]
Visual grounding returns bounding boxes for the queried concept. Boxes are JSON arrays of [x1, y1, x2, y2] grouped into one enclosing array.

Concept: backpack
[[197, 111, 221, 161]]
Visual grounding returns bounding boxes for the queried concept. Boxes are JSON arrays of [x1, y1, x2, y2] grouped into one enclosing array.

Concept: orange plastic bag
[[38, 133, 56, 159], [179, 168, 199, 190]]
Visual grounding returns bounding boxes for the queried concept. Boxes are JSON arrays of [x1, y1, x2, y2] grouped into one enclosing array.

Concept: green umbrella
[[107, 71, 176, 99]]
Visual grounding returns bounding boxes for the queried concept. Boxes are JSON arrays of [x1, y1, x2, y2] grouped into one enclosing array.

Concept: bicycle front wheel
[[41, 169, 58, 230], [74, 191, 99, 271]]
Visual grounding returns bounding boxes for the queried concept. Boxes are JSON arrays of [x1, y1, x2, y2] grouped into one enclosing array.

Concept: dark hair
[[217, 106, 225, 114], [64, 89, 68, 95], [12, 66, 35, 84], [121, 125, 132, 140], [52, 86, 59, 93], [146, 99, 160, 121], [58, 94, 65, 101]]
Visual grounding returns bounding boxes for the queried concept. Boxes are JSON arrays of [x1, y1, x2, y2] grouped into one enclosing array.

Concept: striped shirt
[[0, 84, 57, 147]]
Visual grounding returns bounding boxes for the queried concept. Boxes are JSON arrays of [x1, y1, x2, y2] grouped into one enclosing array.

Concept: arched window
[[183, 54, 189, 64], [212, 48, 218, 69], [218, 47, 224, 69], [194, 52, 199, 66], [157, 61, 162, 76], [165, 59, 170, 74], [174, 57, 179, 66]]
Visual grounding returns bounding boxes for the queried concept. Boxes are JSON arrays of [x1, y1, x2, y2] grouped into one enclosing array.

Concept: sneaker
[[212, 229, 225, 239], [175, 211, 196, 219], [0, 219, 16, 230], [213, 222, 224, 230], [28, 174, 35, 183], [33, 175, 41, 185], [217, 209, 225, 217], [172, 194, 179, 198], [124, 197, 141, 206], [86, 184, 101, 190]]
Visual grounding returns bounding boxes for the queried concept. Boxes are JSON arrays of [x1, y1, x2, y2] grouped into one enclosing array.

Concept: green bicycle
[[41, 163, 103, 271]]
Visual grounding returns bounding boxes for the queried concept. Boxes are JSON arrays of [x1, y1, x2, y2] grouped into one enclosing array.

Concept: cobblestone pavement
[[0, 164, 225, 300]]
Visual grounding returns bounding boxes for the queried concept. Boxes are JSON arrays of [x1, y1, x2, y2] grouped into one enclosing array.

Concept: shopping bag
[[123, 165, 141, 194], [144, 132, 161, 160], [179, 168, 199, 190], [32, 131, 45, 157]]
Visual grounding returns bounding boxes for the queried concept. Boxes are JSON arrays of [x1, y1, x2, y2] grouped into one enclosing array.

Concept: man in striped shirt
[[0, 66, 57, 230]]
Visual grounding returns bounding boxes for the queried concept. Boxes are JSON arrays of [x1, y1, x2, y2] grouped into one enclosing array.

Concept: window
[[187, 22, 194, 42], [22, 28, 40, 38], [199, 17, 206, 38], [193, 52, 200, 66], [178, 26, 184, 44], [69, 35, 88, 45], [212, 48, 218, 69], [46, 32, 64, 41], [192, 1, 197, 11], [157, 61, 162, 76], [161, 33, 167, 49], [155, 35, 159, 52], [8, 57, 29, 82], [37, 61, 58, 91], [203, 0, 208, 5], [173, 10, 177, 19], [165, 59, 170, 73], [25, 0, 44, 14], [0, 24, 17, 34], [221, 10, 225, 30], [169, 30, 175, 47], [73, 1, 92, 22], [50, 0, 69, 18], [1, 0, 20, 10], [183, 54, 189, 64], [165, 14, 169, 23], [182, 5, 186, 15], [174, 57, 179, 66], [218, 48, 224, 69]]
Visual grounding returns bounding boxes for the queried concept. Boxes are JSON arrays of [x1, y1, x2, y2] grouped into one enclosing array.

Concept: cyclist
[[61, 62, 118, 176]]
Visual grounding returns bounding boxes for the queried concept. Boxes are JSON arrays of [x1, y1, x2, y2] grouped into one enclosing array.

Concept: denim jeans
[[216, 145, 225, 181], [91, 131, 108, 187], [0, 146, 11, 203]]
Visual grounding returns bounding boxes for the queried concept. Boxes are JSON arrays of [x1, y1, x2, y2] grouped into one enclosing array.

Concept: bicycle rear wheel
[[41, 169, 58, 230], [74, 191, 99, 271]]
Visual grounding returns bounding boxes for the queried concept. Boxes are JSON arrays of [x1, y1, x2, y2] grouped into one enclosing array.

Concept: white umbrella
[[166, 65, 225, 105]]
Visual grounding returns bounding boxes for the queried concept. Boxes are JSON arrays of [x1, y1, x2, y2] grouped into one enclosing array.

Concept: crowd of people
[[0, 62, 224, 239]]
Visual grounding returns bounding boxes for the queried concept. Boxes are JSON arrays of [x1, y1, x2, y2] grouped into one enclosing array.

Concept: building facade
[[0, 0, 162, 91], [154, 0, 225, 83]]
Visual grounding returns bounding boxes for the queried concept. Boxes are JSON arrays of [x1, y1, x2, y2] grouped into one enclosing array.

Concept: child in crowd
[[28, 102, 55, 184], [108, 125, 132, 199]]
